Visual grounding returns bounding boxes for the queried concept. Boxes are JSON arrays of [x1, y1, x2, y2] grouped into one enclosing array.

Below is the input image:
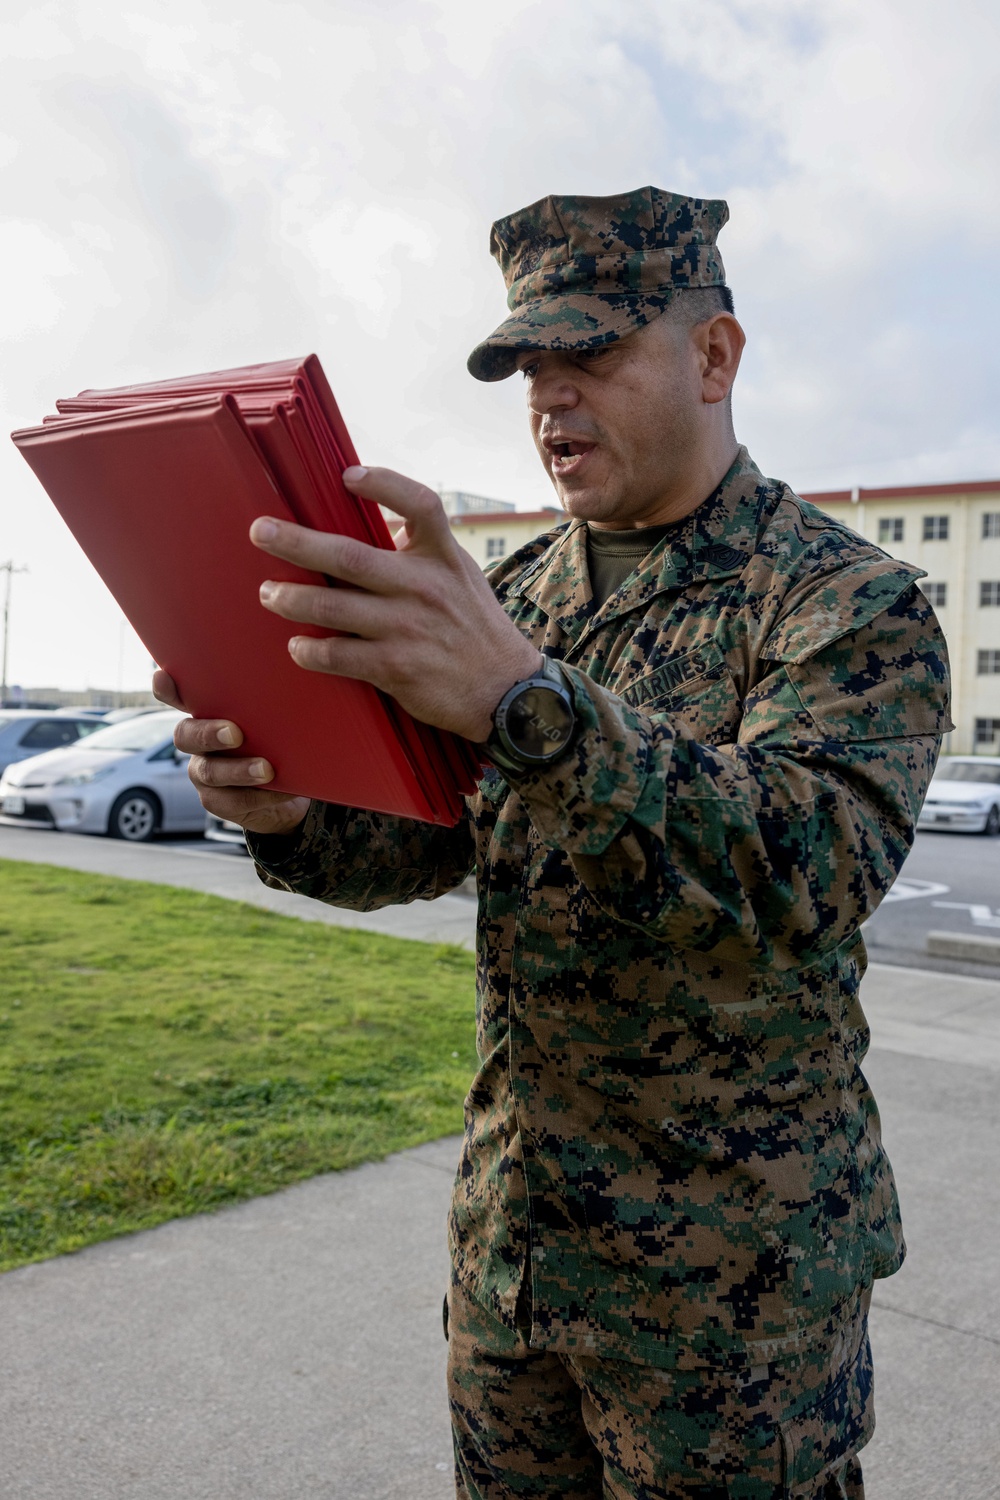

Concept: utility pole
[[1, 561, 29, 707]]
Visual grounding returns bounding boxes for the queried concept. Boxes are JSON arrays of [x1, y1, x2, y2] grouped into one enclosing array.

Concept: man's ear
[[698, 314, 745, 405]]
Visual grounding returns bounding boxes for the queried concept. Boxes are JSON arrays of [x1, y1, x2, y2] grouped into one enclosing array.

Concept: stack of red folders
[[11, 357, 483, 825]]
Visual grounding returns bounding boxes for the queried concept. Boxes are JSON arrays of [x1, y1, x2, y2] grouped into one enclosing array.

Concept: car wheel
[[108, 790, 159, 842], [984, 805, 1000, 837]]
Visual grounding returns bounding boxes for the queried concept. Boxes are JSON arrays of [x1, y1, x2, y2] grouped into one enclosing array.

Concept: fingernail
[[259, 580, 275, 602], [217, 725, 237, 746], [288, 637, 303, 659], [249, 760, 272, 781], [251, 518, 278, 543], [342, 466, 369, 482]]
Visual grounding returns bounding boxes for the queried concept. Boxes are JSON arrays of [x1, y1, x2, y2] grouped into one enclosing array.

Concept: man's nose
[[526, 368, 581, 415]]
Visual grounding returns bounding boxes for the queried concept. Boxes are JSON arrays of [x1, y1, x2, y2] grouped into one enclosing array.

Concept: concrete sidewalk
[[2, 836, 999, 1496], [1, 1138, 459, 1500]]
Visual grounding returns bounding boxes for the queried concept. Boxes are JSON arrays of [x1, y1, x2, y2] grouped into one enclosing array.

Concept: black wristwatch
[[487, 655, 577, 772]]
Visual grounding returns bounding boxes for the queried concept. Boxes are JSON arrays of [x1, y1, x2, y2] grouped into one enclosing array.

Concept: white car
[[205, 813, 249, 851], [917, 756, 1000, 836], [0, 709, 205, 841]]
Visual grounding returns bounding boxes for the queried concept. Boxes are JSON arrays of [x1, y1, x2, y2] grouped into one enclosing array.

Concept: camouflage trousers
[[445, 1282, 873, 1499]]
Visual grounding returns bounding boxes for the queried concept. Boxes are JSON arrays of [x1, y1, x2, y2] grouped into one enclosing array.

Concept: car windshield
[[936, 761, 1000, 785], [76, 711, 183, 753]]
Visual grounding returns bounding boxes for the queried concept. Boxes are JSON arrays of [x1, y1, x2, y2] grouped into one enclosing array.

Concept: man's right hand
[[153, 670, 311, 837]]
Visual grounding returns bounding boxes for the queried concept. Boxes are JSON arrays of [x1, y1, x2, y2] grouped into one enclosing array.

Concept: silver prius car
[[0, 709, 205, 841], [917, 756, 1000, 835], [0, 710, 105, 777]]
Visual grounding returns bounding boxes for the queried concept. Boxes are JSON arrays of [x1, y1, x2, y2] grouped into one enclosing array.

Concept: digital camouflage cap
[[467, 185, 729, 382]]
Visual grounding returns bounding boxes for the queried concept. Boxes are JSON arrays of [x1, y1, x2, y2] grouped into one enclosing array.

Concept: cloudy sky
[[1, 0, 997, 692]]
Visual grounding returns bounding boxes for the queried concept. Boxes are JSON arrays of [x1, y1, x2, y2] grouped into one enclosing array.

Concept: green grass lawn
[[0, 858, 477, 1272]]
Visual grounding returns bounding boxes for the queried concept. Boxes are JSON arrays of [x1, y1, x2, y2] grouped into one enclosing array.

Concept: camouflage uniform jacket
[[250, 447, 951, 1371]]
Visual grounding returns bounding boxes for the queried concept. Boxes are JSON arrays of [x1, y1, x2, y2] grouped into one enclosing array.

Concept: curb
[[926, 929, 1000, 964]]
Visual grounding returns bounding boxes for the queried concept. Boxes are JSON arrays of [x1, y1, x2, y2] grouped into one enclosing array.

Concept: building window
[[978, 651, 1000, 675], [923, 515, 949, 541], [485, 537, 507, 560], [975, 719, 1000, 749], [981, 582, 1000, 607], [984, 514, 1000, 539], [922, 582, 947, 608], [878, 517, 904, 544]]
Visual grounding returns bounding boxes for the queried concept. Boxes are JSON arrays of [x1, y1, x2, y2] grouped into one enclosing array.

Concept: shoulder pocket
[[761, 559, 923, 665], [781, 583, 952, 741]]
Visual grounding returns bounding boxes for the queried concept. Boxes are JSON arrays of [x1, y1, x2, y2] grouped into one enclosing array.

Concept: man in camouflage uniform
[[163, 187, 951, 1497]]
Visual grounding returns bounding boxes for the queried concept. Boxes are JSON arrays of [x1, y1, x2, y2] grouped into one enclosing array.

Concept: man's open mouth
[[546, 438, 597, 475]]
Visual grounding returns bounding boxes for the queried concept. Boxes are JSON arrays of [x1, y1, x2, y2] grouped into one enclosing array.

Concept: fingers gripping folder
[[11, 357, 481, 824]]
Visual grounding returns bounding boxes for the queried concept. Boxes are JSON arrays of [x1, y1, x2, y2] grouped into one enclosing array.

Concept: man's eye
[[519, 361, 539, 380]]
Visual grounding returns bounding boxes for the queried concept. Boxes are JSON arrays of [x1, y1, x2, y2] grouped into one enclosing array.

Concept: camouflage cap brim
[[467, 290, 675, 383], [469, 187, 730, 382]]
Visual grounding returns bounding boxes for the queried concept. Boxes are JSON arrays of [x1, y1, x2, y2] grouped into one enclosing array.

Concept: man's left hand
[[252, 466, 542, 743]]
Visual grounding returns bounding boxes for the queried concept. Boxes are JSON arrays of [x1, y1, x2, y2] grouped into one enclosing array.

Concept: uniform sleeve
[[247, 797, 476, 912], [499, 584, 951, 969]]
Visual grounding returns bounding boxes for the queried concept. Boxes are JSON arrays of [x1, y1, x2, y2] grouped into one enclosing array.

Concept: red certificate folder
[[11, 357, 482, 825]]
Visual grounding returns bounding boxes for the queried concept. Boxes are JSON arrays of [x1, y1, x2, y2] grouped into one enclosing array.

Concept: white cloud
[[0, 221, 80, 337], [291, 200, 439, 335]]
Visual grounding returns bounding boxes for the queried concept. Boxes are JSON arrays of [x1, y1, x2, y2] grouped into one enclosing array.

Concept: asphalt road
[[862, 826, 1000, 974]]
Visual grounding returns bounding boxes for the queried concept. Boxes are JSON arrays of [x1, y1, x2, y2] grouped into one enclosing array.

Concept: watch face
[[504, 684, 575, 760]]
